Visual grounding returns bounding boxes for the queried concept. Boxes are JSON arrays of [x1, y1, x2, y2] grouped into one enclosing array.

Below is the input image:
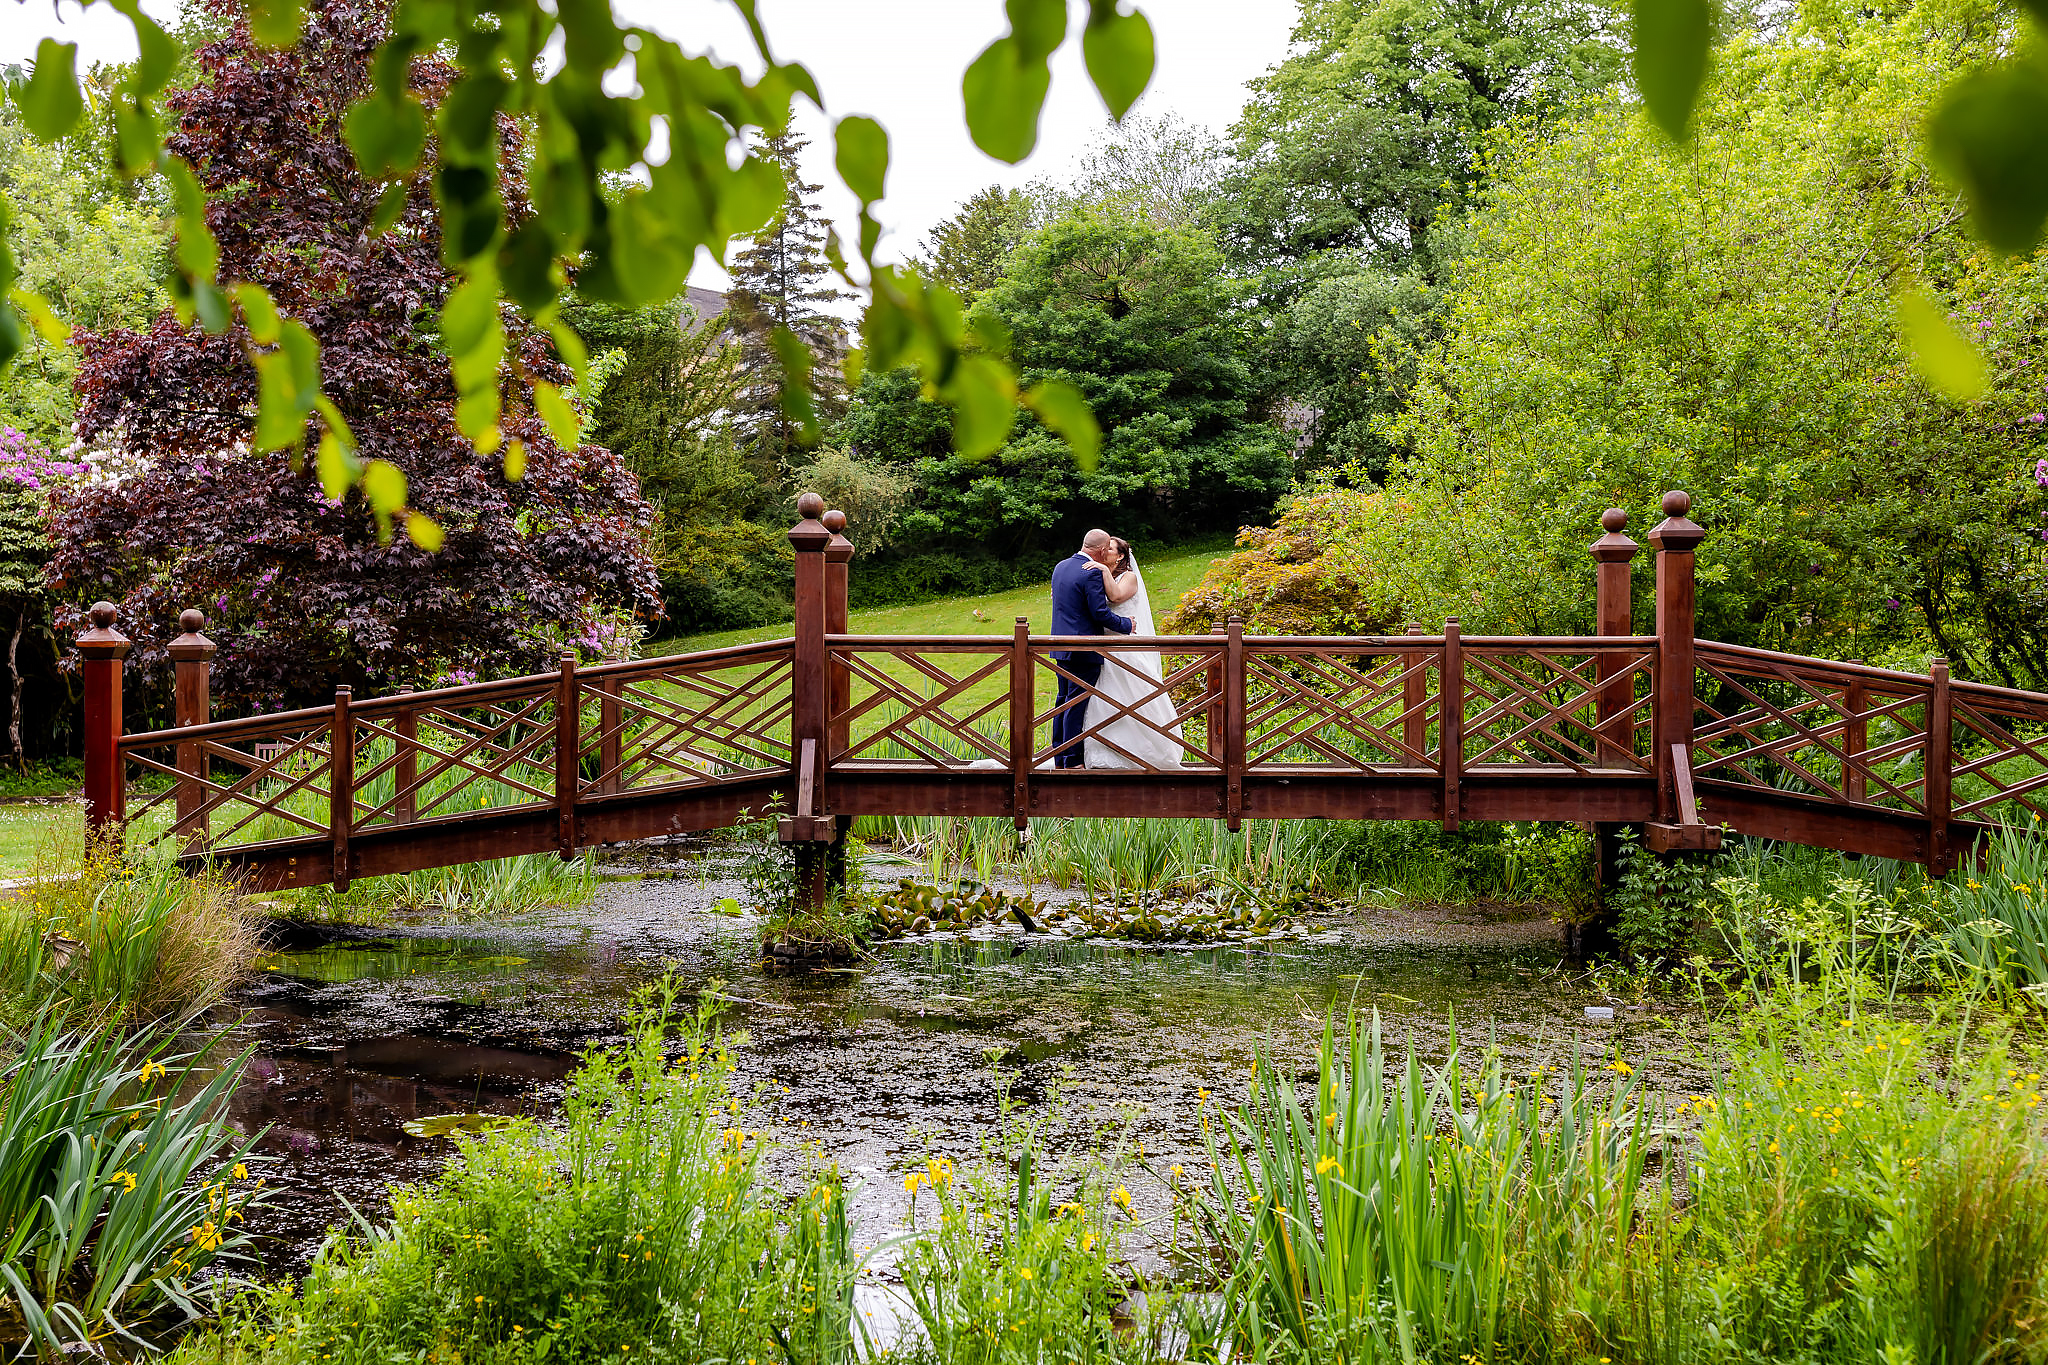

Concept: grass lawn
[[646, 535, 1237, 656], [0, 802, 82, 877]]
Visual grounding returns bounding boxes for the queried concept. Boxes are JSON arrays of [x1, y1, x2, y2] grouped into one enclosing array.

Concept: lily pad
[[403, 1112, 516, 1139]]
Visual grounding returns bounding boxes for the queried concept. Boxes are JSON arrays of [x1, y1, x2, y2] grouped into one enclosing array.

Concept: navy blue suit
[[1048, 554, 1134, 768]]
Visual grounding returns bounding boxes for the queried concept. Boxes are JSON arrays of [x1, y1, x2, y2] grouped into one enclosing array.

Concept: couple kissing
[[1048, 530, 1184, 770]]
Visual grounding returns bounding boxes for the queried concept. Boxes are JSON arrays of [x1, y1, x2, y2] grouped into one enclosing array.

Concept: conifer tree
[[725, 131, 853, 462]]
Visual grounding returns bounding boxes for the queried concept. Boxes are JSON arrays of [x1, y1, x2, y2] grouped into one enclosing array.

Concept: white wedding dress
[[1083, 555, 1186, 769]]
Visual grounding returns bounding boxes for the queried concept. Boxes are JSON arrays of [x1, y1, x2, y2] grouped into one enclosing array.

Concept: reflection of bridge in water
[[77, 492, 2048, 923]]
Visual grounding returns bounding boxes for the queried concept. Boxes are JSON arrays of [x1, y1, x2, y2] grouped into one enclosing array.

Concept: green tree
[[887, 211, 1288, 557], [727, 130, 853, 462], [912, 185, 1038, 302], [0, 104, 166, 445], [1218, 0, 1622, 290], [1306, 0, 2048, 684]]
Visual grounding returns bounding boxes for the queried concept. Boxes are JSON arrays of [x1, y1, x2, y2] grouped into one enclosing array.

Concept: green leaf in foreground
[[1022, 378, 1101, 472], [1927, 64, 2048, 255], [1894, 287, 1988, 401], [834, 116, 889, 206], [963, 0, 1067, 164], [246, 0, 305, 49], [17, 40, 86, 141], [1082, 1, 1155, 120], [1631, 0, 1711, 141]]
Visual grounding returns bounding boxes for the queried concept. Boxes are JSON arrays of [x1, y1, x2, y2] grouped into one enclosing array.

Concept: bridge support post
[[824, 510, 855, 890], [1646, 490, 1717, 856], [1403, 624, 1427, 761], [79, 602, 130, 854], [169, 609, 215, 852], [1581, 511, 1639, 956], [781, 494, 840, 917]]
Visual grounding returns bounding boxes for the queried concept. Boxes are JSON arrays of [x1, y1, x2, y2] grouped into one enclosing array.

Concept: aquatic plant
[[0, 1022, 268, 1352], [1195, 1013, 1652, 1365], [180, 977, 860, 1365], [0, 846, 258, 1026], [283, 850, 600, 924]]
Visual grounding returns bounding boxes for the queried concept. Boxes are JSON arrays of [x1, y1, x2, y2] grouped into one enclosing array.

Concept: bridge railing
[[70, 488, 2048, 888]]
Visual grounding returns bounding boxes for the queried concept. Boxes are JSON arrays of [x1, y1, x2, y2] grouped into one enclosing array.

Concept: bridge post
[[1441, 618, 1462, 831], [330, 686, 353, 891], [556, 652, 578, 859], [1590, 509, 1638, 766], [394, 686, 417, 821], [1928, 658, 1952, 877], [169, 608, 215, 852], [1649, 491, 1705, 826], [823, 510, 855, 883], [1010, 616, 1032, 831], [824, 510, 852, 761], [783, 493, 837, 915], [1224, 613, 1245, 830], [1403, 624, 1427, 760], [78, 602, 130, 853]]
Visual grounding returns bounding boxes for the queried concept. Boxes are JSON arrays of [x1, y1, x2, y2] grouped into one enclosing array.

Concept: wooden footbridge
[[74, 493, 2048, 910]]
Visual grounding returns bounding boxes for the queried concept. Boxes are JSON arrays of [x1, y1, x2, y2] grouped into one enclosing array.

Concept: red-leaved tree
[[47, 0, 659, 712]]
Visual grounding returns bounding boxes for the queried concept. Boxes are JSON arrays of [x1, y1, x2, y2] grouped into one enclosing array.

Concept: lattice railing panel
[[351, 683, 560, 830], [1461, 644, 1654, 773], [832, 644, 1011, 768], [1949, 684, 2048, 825], [122, 714, 337, 852], [1243, 644, 1433, 771], [1693, 646, 1932, 813], [579, 646, 794, 793], [1036, 643, 1221, 771]]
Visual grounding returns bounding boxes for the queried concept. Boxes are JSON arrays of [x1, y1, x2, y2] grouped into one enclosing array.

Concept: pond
[[219, 839, 1711, 1276]]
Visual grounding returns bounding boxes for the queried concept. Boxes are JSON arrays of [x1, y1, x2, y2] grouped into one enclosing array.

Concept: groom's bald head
[[1082, 529, 1110, 552]]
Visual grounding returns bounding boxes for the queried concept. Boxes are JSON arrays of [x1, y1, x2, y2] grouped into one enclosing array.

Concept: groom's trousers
[[1049, 653, 1104, 769]]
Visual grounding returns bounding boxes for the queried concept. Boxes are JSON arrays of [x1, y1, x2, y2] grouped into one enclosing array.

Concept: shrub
[[0, 849, 257, 1026], [1162, 484, 1399, 637], [179, 980, 857, 1365], [659, 518, 795, 632], [0, 1023, 268, 1353]]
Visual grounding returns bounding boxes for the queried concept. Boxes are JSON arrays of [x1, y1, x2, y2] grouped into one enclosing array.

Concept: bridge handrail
[[824, 632, 1662, 649], [580, 638, 795, 680]]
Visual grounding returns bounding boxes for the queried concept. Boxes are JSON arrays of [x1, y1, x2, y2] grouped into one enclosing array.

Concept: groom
[[1048, 529, 1135, 769]]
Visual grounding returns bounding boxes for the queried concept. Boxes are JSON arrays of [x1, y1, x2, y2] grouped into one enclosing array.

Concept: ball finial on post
[[796, 490, 826, 520], [1601, 507, 1628, 533], [178, 608, 205, 634], [89, 601, 118, 630], [1661, 489, 1691, 518], [822, 509, 846, 534]]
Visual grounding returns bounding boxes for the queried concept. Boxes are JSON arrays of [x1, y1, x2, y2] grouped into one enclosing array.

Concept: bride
[[1079, 539, 1185, 769]]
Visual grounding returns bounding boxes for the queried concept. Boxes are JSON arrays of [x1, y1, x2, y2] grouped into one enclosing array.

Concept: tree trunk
[[6, 606, 23, 770]]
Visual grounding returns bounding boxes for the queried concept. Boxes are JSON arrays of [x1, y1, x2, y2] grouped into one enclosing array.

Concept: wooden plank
[[1440, 620, 1462, 831], [1844, 668, 1867, 804], [1402, 624, 1427, 757], [1691, 777, 1975, 864], [329, 688, 353, 891], [1927, 658, 1952, 875], [1671, 742, 1700, 825], [1010, 618, 1032, 831]]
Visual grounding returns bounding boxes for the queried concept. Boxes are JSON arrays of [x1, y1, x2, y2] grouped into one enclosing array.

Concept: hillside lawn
[[646, 536, 1235, 655], [644, 537, 1239, 768]]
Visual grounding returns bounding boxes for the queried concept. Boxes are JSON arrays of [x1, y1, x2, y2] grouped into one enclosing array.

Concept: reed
[[1193, 1012, 1652, 1365], [0, 847, 258, 1026], [0, 1023, 267, 1353]]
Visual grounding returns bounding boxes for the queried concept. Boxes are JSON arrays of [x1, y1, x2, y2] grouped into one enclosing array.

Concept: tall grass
[[0, 847, 258, 1026], [1194, 998, 2048, 1365], [281, 851, 599, 924], [1194, 1014, 1653, 1365], [0, 1023, 268, 1352], [178, 978, 861, 1365], [863, 816, 1355, 906]]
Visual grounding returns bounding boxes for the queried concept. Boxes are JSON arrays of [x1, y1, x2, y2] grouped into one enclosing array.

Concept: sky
[[1, 0, 1300, 291]]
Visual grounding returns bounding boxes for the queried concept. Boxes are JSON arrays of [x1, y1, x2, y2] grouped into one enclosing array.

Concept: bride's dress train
[[1082, 556, 1184, 770]]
